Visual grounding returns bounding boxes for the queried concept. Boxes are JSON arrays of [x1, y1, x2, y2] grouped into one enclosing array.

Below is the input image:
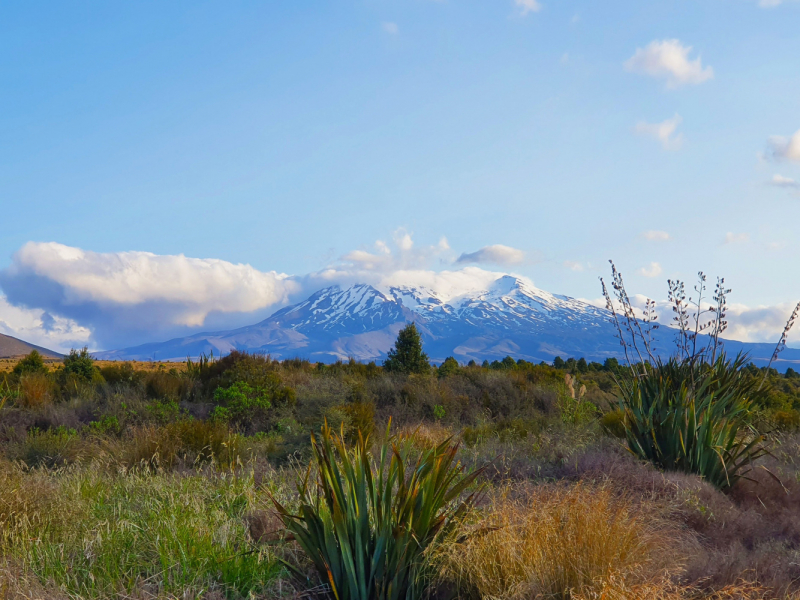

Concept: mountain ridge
[[95, 278, 800, 370]]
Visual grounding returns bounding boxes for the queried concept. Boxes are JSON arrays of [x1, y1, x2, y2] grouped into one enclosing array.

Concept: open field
[[0, 357, 187, 374], [2, 349, 800, 599]]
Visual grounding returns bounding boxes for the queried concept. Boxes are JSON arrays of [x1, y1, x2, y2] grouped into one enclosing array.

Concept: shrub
[[271, 422, 484, 600], [145, 398, 183, 424], [212, 381, 274, 427], [600, 409, 627, 438], [617, 353, 768, 490], [145, 370, 189, 400], [774, 409, 800, 431], [324, 401, 376, 442], [99, 361, 140, 385]]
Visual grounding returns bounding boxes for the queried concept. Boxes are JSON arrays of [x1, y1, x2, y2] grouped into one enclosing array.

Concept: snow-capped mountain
[[96, 277, 800, 369]]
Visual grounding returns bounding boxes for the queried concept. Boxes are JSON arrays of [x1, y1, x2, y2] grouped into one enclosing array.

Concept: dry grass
[[17, 373, 54, 408], [436, 482, 688, 600]]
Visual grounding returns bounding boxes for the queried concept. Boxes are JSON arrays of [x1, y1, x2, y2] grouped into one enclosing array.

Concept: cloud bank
[[1, 238, 796, 353], [0, 236, 517, 351], [0, 242, 300, 349], [625, 39, 713, 88]]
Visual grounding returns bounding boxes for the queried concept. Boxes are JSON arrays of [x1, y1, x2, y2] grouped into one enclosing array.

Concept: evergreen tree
[[63, 346, 97, 381], [12, 350, 48, 377], [553, 356, 566, 369], [501, 356, 517, 370], [438, 356, 460, 378], [577, 357, 589, 373], [383, 323, 430, 374]]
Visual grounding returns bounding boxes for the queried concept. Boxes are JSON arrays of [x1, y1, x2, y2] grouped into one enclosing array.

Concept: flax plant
[[271, 421, 484, 600], [617, 352, 767, 490]]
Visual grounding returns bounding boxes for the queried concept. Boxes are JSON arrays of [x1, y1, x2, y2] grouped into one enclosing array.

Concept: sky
[[1, 0, 799, 352]]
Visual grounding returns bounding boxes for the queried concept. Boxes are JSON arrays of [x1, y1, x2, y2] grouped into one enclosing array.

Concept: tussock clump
[[437, 482, 688, 600]]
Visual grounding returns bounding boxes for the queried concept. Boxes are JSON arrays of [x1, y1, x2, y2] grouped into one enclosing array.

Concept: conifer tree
[[383, 323, 430, 374]]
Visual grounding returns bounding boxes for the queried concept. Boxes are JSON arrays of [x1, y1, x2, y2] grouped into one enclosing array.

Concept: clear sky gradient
[[1, 0, 799, 351]]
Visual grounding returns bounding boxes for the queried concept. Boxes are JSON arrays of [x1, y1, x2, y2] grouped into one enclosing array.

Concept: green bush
[[271, 422, 484, 600], [63, 347, 98, 382], [12, 350, 48, 377], [617, 353, 767, 490], [212, 381, 274, 426]]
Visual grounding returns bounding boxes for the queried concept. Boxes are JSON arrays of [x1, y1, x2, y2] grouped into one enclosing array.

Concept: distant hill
[[0, 333, 62, 359], [96, 278, 800, 371]]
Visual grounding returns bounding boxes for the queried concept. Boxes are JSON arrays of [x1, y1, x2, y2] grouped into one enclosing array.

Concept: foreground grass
[[0, 461, 289, 599]]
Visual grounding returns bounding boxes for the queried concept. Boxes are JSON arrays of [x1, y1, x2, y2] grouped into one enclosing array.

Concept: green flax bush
[[271, 422, 483, 600]]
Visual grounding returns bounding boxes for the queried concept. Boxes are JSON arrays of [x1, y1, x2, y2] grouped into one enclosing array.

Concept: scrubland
[[2, 349, 800, 599]]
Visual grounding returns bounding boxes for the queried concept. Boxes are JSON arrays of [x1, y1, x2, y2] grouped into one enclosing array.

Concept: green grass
[[1, 462, 285, 598]]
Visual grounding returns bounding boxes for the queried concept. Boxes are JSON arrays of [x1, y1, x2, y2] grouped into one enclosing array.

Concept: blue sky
[[1, 0, 799, 351]]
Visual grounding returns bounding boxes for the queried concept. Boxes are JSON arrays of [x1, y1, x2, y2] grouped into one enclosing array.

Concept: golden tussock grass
[[17, 373, 54, 408], [436, 481, 690, 600]]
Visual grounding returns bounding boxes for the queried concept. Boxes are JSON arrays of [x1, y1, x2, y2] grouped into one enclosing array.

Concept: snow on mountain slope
[[95, 277, 800, 369]]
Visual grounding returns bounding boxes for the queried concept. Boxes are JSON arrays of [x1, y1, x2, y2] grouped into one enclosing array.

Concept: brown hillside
[[0, 333, 62, 359]]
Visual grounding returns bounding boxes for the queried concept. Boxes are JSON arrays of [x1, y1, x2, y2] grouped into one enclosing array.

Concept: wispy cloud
[[642, 230, 671, 241], [381, 22, 398, 35], [769, 174, 800, 188], [625, 39, 713, 88], [456, 244, 525, 265], [563, 260, 584, 272], [767, 128, 800, 163], [757, 0, 795, 7], [514, 0, 542, 16], [637, 262, 663, 278], [724, 232, 750, 245], [635, 114, 684, 150]]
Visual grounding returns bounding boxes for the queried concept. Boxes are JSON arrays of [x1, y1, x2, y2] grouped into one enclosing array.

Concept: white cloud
[[634, 114, 684, 150], [758, 0, 794, 7], [725, 302, 800, 343], [767, 129, 800, 163], [770, 174, 800, 189], [0, 296, 91, 353], [724, 232, 750, 244], [642, 230, 671, 241], [564, 260, 584, 272], [584, 294, 800, 346], [515, 0, 542, 15], [382, 22, 398, 35], [456, 244, 525, 265], [637, 262, 663, 278], [0, 242, 300, 349], [624, 39, 713, 88]]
